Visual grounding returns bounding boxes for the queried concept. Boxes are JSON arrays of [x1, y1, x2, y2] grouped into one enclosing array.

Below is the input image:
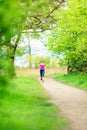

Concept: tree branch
[[46, 0, 66, 18]]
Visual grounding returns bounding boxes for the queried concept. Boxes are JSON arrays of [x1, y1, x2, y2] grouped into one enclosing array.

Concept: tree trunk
[[7, 34, 21, 78], [28, 36, 32, 69]]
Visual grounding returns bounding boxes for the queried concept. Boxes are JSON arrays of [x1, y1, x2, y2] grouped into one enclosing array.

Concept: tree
[[0, 0, 27, 77], [0, 0, 66, 78], [47, 0, 87, 73]]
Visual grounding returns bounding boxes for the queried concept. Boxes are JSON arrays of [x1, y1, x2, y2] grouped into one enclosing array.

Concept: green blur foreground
[[0, 76, 69, 130]]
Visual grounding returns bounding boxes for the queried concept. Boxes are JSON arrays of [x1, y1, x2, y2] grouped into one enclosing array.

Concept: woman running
[[39, 60, 45, 82]]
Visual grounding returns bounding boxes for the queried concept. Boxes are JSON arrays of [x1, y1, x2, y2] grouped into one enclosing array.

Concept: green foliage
[[33, 56, 51, 68], [0, 58, 9, 89], [16, 46, 26, 56], [50, 59, 59, 68], [0, 76, 68, 130], [0, 75, 9, 90], [0, 0, 27, 78], [44, 56, 50, 68], [26, 55, 60, 69], [47, 0, 87, 73], [52, 74, 87, 90], [0, 0, 26, 43], [33, 56, 42, 68]]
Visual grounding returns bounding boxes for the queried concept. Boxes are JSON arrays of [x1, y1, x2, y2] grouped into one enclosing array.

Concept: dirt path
[[40, 78, 87, 130]]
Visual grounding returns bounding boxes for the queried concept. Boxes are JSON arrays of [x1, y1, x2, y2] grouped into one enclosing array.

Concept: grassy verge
[[0, 76, 69, 130], [52, 74, 87, 90]]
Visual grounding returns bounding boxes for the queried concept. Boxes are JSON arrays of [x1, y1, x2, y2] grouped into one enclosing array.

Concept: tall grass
[[52, 74, 87, 90], [0, 76, 69, 130]]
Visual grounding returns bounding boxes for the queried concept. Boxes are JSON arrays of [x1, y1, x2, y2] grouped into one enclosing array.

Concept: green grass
[[52, 74, 87, 90], [0, 76, 69, 130]]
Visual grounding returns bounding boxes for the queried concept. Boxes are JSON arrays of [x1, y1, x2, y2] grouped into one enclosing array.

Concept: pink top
[[40, 63, 45, 70]]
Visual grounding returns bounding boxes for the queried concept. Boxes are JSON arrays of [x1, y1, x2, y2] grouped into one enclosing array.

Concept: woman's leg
[[40, 70, 42, 80], [42, 70, 45, 82]]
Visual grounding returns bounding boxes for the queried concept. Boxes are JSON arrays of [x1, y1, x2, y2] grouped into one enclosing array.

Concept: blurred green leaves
[[47, 0, 87, 73]]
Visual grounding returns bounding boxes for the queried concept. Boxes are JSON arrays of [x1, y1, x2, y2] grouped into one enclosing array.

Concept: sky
[[28, 39, 50, 56], [14, 35, 51, 67]]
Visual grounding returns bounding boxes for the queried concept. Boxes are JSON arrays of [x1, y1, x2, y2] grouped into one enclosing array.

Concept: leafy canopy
[[47, 0, 87, 73]]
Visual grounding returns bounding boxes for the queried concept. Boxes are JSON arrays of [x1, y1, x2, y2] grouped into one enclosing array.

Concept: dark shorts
[[40, 70, 45, 77]]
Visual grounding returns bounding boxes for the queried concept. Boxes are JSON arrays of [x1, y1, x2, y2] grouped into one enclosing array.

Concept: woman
[[39, 60, 45, 82]]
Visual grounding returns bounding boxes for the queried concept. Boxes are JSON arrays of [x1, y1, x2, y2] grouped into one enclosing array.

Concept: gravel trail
[[40, 78, 87, 130]]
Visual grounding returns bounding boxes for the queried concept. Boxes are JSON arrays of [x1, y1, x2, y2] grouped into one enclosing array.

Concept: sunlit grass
[[0, 76, 69, 130], [52, 74, 87, 90]]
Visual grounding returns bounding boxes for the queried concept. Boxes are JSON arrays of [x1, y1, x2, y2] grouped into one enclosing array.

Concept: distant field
[[16, 68, 67, 76]]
